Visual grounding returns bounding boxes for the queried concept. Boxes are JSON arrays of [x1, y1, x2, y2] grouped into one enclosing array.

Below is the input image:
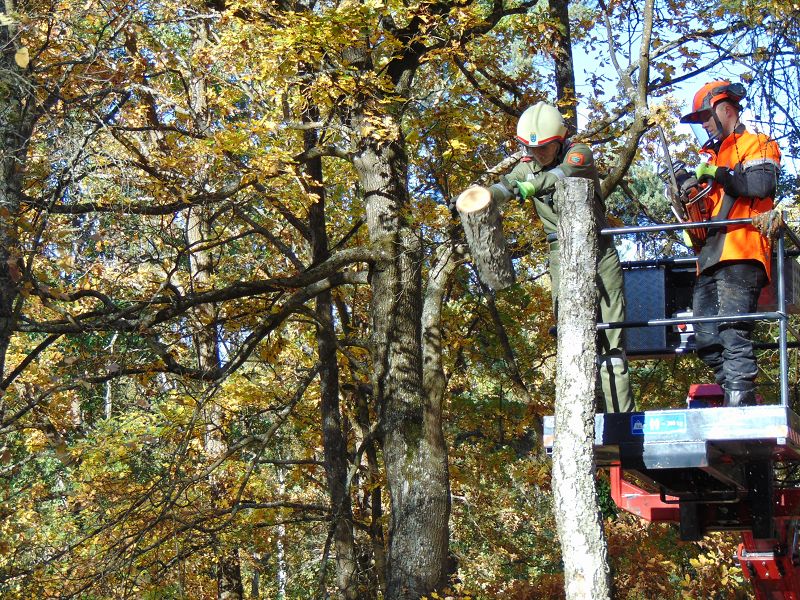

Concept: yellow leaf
[[14, 47, 29, 69], [24, 430, 49, 452]]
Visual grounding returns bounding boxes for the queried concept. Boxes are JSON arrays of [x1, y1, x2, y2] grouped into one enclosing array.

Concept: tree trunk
[[551, 178, 611, 600], [420, 244, 459, 575], [353, 384, 387, 595], [186, 21, 243, 598], [186, 207, 244, 600], [304, 105, 359, 599], [549, 0, 578, 130], [0, 5, 31, 380], [354, 130, 450, 600]]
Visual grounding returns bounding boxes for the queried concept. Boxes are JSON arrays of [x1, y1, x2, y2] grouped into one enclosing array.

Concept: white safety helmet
[[516, 102, 568, 148]]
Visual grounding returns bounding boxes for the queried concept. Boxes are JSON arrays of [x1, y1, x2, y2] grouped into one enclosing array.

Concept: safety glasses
[[519, 142, 537, 158]]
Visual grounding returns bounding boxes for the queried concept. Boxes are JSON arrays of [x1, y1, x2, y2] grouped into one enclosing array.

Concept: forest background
[[1, 0, 799, 598]]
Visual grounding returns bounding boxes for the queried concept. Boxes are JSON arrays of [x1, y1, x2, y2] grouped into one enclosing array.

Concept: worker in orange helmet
[[680, 80, 781, 407]]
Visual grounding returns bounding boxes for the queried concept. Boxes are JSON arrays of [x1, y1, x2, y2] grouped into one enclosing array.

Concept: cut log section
[[455, 185, 516, 290]]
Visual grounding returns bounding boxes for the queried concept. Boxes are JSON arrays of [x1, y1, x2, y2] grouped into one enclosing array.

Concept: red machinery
[[544, 387, 800, 598], [609, 465, 800, 599], [543, 220, 800, 598]]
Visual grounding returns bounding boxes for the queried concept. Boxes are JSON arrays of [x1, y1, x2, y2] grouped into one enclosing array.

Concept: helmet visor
[[519, 140, 560, 166], [690, 123, 710, 147], [519, 142, 537, 158]]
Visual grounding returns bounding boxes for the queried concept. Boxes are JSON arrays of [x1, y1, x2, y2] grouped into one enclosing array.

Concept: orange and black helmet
[[680, 81, 747, 124]]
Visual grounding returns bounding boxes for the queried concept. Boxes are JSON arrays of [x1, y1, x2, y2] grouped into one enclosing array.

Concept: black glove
[[678, 174, 699, 203], [674, 168, 694, 190]]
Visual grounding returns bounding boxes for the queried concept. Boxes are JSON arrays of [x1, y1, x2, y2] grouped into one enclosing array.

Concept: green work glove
[[514, 180, 540, 201], [695, 162, 718, 180]]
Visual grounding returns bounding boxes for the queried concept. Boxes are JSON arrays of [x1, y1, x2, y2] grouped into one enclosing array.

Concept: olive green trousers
[[549, 241, 635, 413]]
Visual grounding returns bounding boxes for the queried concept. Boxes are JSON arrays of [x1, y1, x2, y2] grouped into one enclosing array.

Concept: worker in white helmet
[[489, 101, 634, 413]]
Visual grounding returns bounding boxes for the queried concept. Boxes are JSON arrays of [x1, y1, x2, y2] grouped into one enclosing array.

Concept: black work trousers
[[692, 261, 768, 391]]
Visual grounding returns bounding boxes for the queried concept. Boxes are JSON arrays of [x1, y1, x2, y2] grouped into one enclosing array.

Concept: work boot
[[723, 381, 757, 407]]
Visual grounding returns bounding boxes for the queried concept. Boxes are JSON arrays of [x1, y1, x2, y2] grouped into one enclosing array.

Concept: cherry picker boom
[[544, 217, 800, 600]]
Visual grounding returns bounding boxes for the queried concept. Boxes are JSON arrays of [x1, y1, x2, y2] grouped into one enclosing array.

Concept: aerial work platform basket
[[544, 403, 800, 535], [545, 217, 800, 599]]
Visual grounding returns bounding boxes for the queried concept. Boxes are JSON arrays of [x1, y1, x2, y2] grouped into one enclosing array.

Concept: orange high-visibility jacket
[[698, 126, 781, 280]]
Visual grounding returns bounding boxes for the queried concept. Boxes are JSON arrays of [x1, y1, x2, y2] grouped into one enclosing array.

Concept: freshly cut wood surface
[[455, 186, 491, 212]]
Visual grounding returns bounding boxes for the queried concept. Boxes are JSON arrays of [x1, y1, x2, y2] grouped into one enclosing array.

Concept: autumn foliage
[[0, 0, 798, 598]]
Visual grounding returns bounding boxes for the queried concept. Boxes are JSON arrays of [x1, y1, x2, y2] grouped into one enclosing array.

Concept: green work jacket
[[489, 140, 610, 245]]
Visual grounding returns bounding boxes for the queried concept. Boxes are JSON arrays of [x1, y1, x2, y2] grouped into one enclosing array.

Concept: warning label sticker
[[631, 413, 687, 435]]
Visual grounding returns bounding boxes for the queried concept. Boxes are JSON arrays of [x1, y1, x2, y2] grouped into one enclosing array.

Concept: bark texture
[[551, 177, 611, 600], [304, 102, 358, 599], [548, 0, 578, 131], [354, 130, 450, 599], [456, 186, 515, 290], [0, 6, 32, 379]]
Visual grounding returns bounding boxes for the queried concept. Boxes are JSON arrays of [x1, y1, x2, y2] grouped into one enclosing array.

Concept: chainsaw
[[656, 126, 714, 244]]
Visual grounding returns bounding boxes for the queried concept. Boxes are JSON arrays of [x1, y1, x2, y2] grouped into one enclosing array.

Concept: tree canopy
[[1, 0, 798, 598]]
